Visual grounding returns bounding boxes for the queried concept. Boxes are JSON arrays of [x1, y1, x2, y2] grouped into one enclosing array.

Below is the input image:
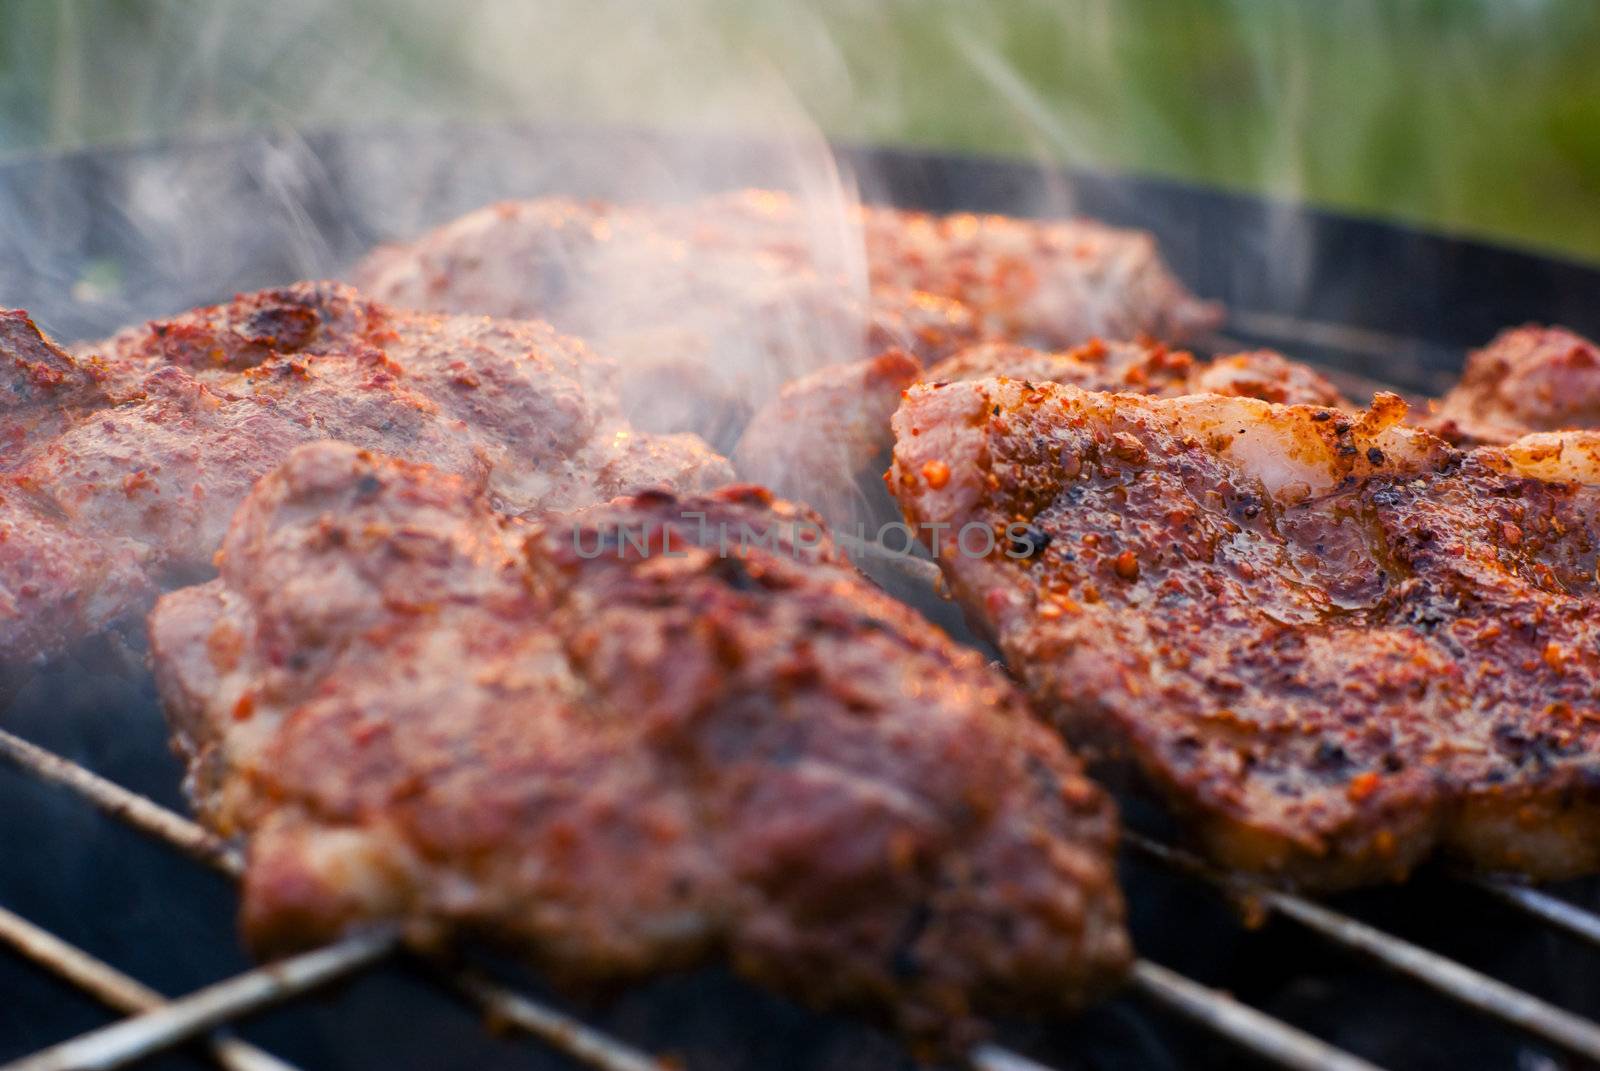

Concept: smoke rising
[[6, 3, 1593, 533]]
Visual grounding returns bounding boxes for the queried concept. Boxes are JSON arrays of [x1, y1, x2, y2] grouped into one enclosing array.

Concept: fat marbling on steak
[[0, 283, 729, 667], [148, 441, 1129, 1044], [892, 377, 1600, 889]]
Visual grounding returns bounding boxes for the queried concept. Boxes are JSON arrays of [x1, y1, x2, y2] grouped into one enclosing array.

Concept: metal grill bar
[[1269, 893, 1600, 1060], [1126, 961, 1381, 1071], [1126, 833, 1600, 1063], [864, 550, 941, 587], [832, 531, 941, 579], [0, 932, 397, 1071], [1470, 877, 1600, 950], [0, 728, 669, 1071], [0, 727, 1385, 1071], [781, 549, 1600, 1066], [969, 1042, 1072, 1071], [0, 730, 239, 873], [0, 905, 299, 1071], [448, 972, 672, 1071]]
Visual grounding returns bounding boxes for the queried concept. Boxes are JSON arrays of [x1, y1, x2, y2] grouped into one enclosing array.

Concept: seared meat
[[684, 190, 1222, 347], [0, 284, 729, 666], [892, 378, 1600, 888], [852, 201, 1222, 347], [1424, 325, 1600, 446], [731, 349, 923, 527], [1, 310, 114, 460], [1187, 350, 1346, 407], [926, 339, 1342, 406], [148, 441, 1129, 1044], [732, 339, 1340, 529], [351, 191, 1218, 445], [353, 195, 977, 449]]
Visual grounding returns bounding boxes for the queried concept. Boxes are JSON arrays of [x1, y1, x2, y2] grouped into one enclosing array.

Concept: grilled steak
[[1424, 325, 1600, 446], [1, 310, 118, 456], [892, 378, 1600, 888], [0, 284, 729, 666], [351, 191, 1219, 445], [148, 441, 1129, 1044], [924, 339, 1342, 406], [733, 339, 1340, 529]]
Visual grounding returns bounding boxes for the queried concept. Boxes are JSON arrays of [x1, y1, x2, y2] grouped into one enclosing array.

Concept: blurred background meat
[[352, 191, 1218, 450], [0, 282, 730, 668], [1422, 325, 1600, 446]]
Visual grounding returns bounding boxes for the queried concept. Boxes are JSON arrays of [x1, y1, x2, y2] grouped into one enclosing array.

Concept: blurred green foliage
[[2, 1, 1598, 262]]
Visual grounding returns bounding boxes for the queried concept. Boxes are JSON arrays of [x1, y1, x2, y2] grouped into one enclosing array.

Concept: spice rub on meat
[[851, 199, 1222, 347], [1424, 325, 1600, 446], [923, 338, 1342, 407], [354, 191, 1220, 355], [892, 377, 1600, 889], [148, 441, 1129, 1045], [1, 310, 117, 456], [0, 283, 730, 667], [732, 339, 1340, 528], [352, 191, 1220, 446]]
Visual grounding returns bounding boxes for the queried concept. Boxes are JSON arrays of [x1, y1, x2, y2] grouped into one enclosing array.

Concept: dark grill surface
[[3, 124, 1600, 1071]]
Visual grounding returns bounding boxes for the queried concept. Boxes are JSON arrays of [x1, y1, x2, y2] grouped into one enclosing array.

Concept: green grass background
[[3, 1, 1597, 263]]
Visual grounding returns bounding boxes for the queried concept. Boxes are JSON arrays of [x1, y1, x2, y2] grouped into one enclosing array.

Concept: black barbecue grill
[[3, 123, 1600, 1071]]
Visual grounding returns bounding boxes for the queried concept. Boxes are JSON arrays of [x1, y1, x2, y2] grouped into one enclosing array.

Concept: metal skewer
[[0, 932, 396, 1071], [0, 905, 299, 1071], [1126, 833, 1600, 1063], [0, 728, 668, 1071], [0, 726, 1388, 1071]]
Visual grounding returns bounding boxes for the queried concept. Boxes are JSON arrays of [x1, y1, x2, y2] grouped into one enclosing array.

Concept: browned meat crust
[[148, 441, 1129, 1045], [1424, 325, 1600, 446], [1187, 350, 1346, 407], [352, 195, 980, 447], [927, 338, 1343, 407], [892, 379, 1600, 889], [353, 192, 1220, 352], [0, 284, 730, 666], [1, 310, 114, 461], [852, 201, 1222, 347], [731, 339, 1341, 529]]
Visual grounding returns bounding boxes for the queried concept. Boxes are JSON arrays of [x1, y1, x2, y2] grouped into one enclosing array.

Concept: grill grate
[[4, 127, 1600, 1068], [0, 906, 296, 1071], [8, 319, 1600, 1070], [11, 710, 1600, 1070], [0, 726, 1390, 1071]]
